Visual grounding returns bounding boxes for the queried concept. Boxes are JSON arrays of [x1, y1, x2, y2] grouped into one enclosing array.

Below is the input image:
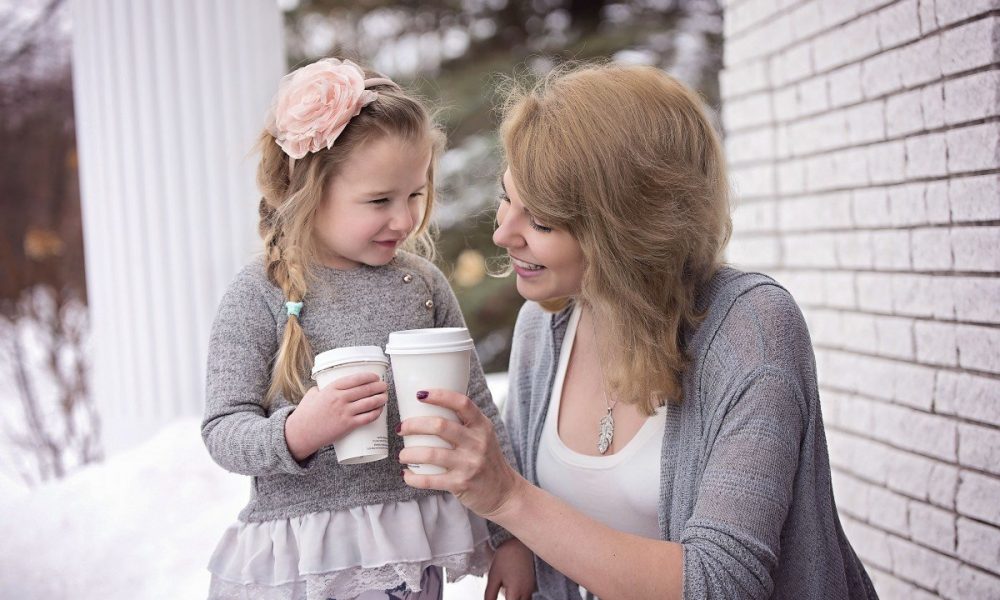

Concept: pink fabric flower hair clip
[[266, 58, 394, 162]]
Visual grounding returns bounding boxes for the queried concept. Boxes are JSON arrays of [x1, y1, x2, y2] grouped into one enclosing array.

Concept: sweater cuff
[[271, 405, 318, 474], [487, 519, 515, 550]]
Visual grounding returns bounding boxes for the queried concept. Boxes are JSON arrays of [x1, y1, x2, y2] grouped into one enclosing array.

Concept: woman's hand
[[398, 389, 526, 519], [485, 538, 536, 600], [285, 372, 387, 461]]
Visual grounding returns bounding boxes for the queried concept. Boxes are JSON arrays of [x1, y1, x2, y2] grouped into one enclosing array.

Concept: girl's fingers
[[483, 572, 502, 600], [336, 379, 388, 403], [347, 393, 387, 416], [351, 403, 384, 426], [332, 371, 382, 390]]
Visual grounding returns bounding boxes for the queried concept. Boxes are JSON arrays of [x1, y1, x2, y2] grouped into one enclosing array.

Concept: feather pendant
[[597, 409, 615, 454]]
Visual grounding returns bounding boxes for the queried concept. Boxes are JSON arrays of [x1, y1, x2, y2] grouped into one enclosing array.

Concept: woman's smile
[[511, 255, 546, 277]]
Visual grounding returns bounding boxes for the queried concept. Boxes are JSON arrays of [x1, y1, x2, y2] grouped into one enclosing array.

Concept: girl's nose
[[391, 202, 415, 233]]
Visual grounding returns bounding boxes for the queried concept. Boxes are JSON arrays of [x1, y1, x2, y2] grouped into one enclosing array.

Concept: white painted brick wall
[[721, 0, 1000, 596]]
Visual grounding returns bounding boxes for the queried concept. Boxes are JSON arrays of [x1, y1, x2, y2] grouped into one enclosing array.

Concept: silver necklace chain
[[591, 314, 617, 455]]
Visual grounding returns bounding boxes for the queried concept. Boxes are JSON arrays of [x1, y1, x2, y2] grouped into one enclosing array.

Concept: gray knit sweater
[[202, 251, 514, 550], [503, 268, 878, 599]]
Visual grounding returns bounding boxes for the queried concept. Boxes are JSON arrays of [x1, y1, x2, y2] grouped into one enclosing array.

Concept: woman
[[398, 63, 878, 600]]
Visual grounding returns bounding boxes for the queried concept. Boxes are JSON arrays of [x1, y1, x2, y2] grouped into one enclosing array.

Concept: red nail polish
[[416, 390, 429, 400], [395, 423, 401, 433]]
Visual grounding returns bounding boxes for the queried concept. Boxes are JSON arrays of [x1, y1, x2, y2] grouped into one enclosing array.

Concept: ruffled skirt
[[207, 494, 493, 600]]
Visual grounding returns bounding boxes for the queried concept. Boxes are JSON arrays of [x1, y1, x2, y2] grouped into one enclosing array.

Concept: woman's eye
[[498, 192, 510, 203], [529, 219, 552, 233]]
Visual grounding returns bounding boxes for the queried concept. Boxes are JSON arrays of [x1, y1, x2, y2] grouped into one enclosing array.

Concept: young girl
[[201, 58, 534, 600]]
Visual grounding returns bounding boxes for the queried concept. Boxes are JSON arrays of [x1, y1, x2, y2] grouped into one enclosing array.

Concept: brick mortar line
[[722, 263, 1000, 279], [803, 306, 1000, 330], [722, 0, 905, 42], [830, 450, 1000, 532], [726, 254, 1000, 276], [814, 343, 1000, 377], [827, 429, 1000, 506], [736, 262, 1000, 278], [729, 167, 1000, 199], [731, 219, 1000, 235], [725, 113, 1000, 168], [837, 499, 1000, 583], [724, 5, 1000, 72], [820, 380, 1000, 434], [861, 562, 991, 600], [770, 266, 1000, 277], [799, 305, 1000, 330], [731, 227, 1000, 241], [723, 0, 898, 45], [827, 429, 993, 493], [721, 42, 1000, 110], [861, 564, 940, 598], [728, 168, 1000, 203]]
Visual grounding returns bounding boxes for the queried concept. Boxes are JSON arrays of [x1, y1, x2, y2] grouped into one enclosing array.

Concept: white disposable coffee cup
[[385, 327, 474, 475], [311, 346, 390, 465]]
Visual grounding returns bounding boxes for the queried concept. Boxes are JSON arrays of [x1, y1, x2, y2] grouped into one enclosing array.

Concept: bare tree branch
[[0, 0, 67, 68]]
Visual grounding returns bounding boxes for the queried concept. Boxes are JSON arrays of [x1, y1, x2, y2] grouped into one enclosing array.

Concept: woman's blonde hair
[[498, 62, 732, 413], [258, 64, 444, 407]]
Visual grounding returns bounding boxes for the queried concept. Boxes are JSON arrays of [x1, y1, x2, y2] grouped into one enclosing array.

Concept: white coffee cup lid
[[312, 346, 389, 377], [384, 327, 474, 355]]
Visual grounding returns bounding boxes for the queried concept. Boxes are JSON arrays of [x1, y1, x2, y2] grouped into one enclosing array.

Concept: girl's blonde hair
[[498, 62, 732, 413], [258, 64, 444, 407]]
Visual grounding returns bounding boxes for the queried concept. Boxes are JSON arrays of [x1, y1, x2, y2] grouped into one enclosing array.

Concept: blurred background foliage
[[1, 0, 721, 482]]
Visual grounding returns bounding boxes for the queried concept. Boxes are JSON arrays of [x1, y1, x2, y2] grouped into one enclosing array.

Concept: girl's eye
[[370, 198, 389, 205], [499, 192, 510, 203], [409, 192, 425, 200]]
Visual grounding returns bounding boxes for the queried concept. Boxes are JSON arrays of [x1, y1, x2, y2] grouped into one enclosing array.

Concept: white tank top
[[536, 304, 666, 540]]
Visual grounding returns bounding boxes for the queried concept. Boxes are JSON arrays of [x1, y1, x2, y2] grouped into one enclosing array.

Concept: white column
[[70, 0, 286, 453]]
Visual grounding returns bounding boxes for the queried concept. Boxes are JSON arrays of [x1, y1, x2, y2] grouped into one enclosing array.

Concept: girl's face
[[492, 168, 585, 301], [314, 135, 432, 270]]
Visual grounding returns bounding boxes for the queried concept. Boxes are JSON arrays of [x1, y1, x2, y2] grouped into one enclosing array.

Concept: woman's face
[[492, 169, 585, 302]]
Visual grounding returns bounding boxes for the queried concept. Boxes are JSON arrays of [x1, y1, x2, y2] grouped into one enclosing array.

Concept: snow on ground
[[0, 417, 491, 599]]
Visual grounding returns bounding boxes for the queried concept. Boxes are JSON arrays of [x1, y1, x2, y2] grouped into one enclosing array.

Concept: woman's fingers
[[397, 415, 472, 446], [411, 389, 485, 426], [400, 468, 449, 491], [399, 445, 460, 471], [397, 389, 524, 518]]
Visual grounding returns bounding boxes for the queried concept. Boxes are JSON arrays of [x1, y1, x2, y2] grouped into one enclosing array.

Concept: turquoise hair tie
[[285, 301, 303, 318]]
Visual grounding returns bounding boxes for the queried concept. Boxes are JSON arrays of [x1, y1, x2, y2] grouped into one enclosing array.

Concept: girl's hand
[[485, 538, 536, 600], [285, 372, 387, 461], [398, 389, 526, 519]]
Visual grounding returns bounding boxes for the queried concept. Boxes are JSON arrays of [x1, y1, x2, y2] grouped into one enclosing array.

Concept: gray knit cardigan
[[503, 267, 878, 599], [201, 252, 514, 550]]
